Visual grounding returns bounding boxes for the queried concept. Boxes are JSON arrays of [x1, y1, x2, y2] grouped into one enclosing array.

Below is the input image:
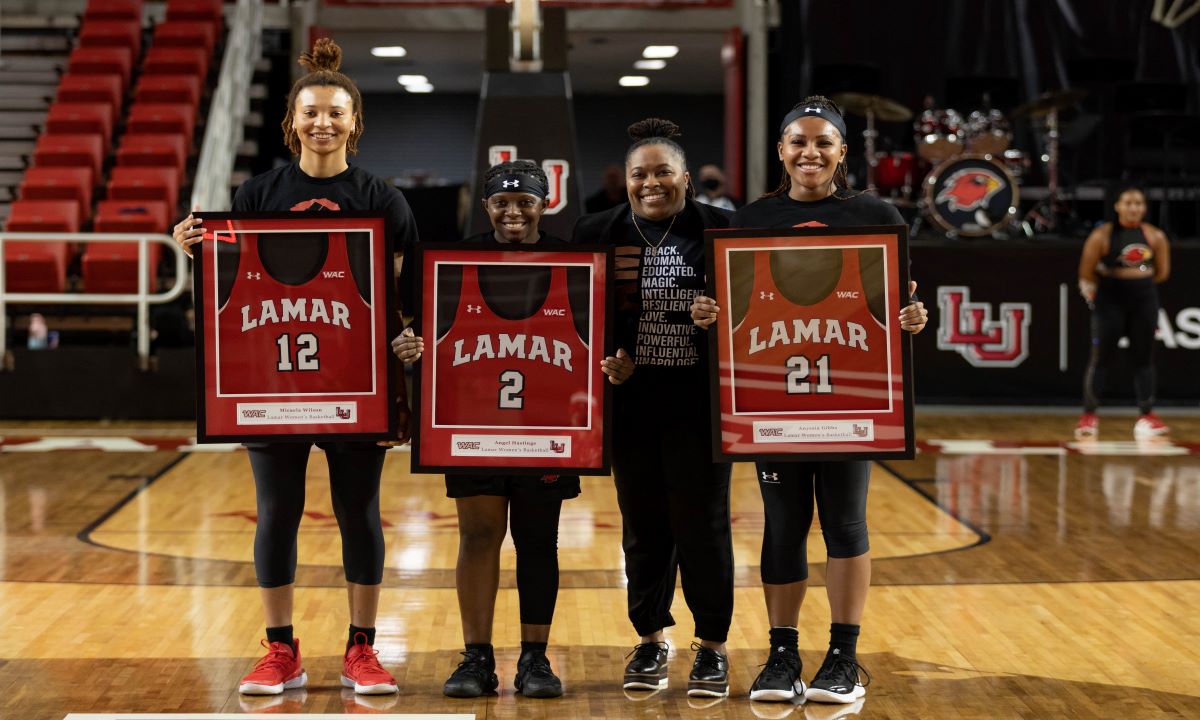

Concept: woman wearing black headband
[[691, 95, 928, 706], [572, 119, 736, 699], [392, 160, 633, 700]]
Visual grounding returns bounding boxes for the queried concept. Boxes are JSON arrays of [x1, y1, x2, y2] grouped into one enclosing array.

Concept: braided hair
[[763, 95, 855, 200], [626, 118, 695, 198], [483, 159, 548, 195], [282, 38, 365, 156]]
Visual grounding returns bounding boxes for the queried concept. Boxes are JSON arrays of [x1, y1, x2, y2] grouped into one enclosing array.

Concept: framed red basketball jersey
[[707, 227, 915, 461], [411, 243, 613, 475], [193, 213, 398, 442]]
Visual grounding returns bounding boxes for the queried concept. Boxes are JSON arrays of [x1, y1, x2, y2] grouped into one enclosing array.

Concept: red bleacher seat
[[67, 46, 133, 93], [151, 20, 215, 50], [108, 166, 179, 210], [165, 0, 223, 41], [116, 134, 188, 180], [57, 74, 123, 112], [45, 103, 115, 152], [127, 103, 196, 146], [83, 0, 143, 23], [142, 47, 208, 79], [78, 20, 142, 56], [18, 168, 94, 225], [4, 200, 79, 293], [83, 241, 163, 293], [32, 135, 103, 186], [94, 199, 169, 233], [133, 74, 201, 108]]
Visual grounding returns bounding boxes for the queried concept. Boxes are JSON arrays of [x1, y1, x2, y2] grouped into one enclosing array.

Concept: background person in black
[[1075, 186, 1172, 440], [173, 38, 417, 697], [392, 160, 633, 700], [691, 97, 928, 706], [572, 119, 736, 699]]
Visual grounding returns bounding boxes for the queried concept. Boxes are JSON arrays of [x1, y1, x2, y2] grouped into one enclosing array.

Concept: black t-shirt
[[619, 202, 708, 369], [231, 162, 420, 312], [732, 188, 904, 229]]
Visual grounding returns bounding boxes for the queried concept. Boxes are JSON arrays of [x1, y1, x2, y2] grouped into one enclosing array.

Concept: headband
[[779, 105, 847, 140], [484, 171, 547, 200]]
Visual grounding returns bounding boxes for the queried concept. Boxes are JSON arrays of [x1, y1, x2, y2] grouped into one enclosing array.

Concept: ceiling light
[[642, 45, 679, 59], [371, 46, 408, 58], [397, 75, 428, 86], [406, 83, 434, 93], [635, 59, 667, 70], [619, 76, 650, 87]]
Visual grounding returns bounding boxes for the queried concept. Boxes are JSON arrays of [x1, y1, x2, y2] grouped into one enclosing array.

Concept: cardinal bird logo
[[1119, 244, 1153, 266], [935, 169, 1004, 212]]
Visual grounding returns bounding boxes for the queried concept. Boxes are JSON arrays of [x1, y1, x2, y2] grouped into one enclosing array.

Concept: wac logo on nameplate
[[936, 286, 1031, 368], [488, 145, 570, 215]]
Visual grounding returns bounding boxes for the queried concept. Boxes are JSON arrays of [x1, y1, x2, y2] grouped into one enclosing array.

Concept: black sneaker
[[686, 642, 729, 698], [804, 648, 870, 704], [622, 641, 669, 690], [514, 652, 563, 698], [442, 648, 498, 698], [749, 645, 804, 702]]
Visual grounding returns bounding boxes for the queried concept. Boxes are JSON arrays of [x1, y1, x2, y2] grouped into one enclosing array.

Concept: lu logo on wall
[[487, 145, 570, 215], [936, 286, 1031, 368]]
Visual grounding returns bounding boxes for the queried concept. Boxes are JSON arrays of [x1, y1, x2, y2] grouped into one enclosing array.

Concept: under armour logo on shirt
[[761, 472, 779, 482], [760, 291, 775, 301], [502, 180, 520, 188], [246, 272, 261, 280], [467, 305, 482, 314]]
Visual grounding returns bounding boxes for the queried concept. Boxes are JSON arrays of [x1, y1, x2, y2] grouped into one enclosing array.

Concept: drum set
[[833, 89, 1083, 237]]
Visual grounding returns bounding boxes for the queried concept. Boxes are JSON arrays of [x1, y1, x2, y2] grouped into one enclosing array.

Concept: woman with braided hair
[[691, 95, 928, 706], [173, 37, 418, 696], [393, 160, 633, 699], [573, 119, 737, 699]]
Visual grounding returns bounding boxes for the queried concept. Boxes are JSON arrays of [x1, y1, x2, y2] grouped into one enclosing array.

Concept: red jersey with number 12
[[731, 247, 889, 413], [216, 232, 374, 395], [434, 264, 590, 427]]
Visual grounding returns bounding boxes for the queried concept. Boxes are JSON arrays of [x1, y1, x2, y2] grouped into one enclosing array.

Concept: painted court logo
[[937, 286, 1031, 368]]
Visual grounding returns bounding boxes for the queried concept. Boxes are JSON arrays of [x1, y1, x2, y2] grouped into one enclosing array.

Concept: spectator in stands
[[585, 163, 626, 213], [695, 163, 737, 211]]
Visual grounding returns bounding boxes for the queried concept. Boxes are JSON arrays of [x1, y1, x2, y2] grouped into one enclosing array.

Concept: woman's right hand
[[691, 294, 720, 329], [391, 327, 424, 363], [173, 212, 205, 258]]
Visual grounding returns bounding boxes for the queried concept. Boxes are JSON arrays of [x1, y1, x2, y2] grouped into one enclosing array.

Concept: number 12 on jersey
[[276, 332, 319, 371]]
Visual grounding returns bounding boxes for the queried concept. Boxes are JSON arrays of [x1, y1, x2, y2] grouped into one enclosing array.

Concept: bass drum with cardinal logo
[[924, 154, 1018, 237]]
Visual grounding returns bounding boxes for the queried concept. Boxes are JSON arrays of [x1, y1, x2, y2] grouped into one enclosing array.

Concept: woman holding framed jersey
[[392, 160, 633, 699], [573, 119, 737, 699], [690, 96, 928, 706], [173, 38, 417, 697]]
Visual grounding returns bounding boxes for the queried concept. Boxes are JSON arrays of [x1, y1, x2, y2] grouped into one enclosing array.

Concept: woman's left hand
[[602, 348, 634, 385], [900, 280, 928, 334]]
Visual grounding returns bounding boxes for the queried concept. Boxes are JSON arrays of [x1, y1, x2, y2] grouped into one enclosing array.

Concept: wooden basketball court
[[2, 412, 1198, 719]]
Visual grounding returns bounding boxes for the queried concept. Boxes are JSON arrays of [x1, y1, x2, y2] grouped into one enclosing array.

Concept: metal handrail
[[191, 0, 263, 212], [0, 233, 188, 369]]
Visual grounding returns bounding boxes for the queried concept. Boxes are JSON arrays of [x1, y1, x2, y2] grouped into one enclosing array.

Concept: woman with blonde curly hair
[[173, 37, 418, 697]]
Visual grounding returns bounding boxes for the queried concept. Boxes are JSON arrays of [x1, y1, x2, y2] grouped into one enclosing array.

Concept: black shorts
[[445, 473, 581, 500]]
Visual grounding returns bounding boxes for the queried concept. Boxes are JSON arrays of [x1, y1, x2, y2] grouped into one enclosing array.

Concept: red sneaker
[[239, 639, 307, 695], [1075, 412, 1099, 438], [1134, 413, 1169, 438], [342, 633, 398, 695]]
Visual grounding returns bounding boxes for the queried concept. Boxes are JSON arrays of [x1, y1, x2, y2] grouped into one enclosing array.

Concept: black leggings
[[247, 442, 387, 588], [1084, 278, 1158, 414], [510, 494, 564, 625], [612, 370, 735, 642], [757, 460, 871, 584]]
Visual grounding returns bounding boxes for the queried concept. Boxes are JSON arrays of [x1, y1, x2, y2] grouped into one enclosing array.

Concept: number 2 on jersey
[[786, 354, 833, 394], [276, 333, 319, 371], [499, 370, 525, 409]]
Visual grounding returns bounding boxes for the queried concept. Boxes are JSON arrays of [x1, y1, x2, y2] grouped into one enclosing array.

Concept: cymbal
[[1011, 88, 1087, 118], [832, 92, 913, 122]]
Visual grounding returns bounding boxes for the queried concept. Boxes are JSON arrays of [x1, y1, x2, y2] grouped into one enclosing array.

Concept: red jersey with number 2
[[731, 247, 889, 413], [217, 232, 374, 395], [434, 264, 590, 427]]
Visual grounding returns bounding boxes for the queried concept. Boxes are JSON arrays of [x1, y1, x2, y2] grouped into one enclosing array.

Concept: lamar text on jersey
[[240, 298, 352, 332], [746, 318, 871, 355]]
